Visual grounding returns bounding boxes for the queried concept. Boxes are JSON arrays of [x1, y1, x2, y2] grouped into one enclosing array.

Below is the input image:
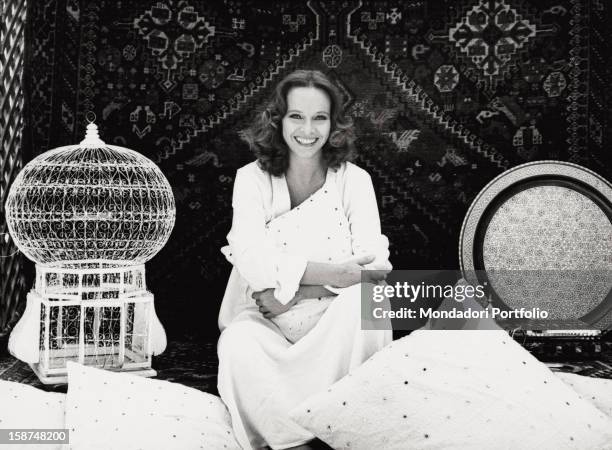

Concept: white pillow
[[63, 362, 240, 450], [290, 331, 612, 450], [555, 372, 612, 417], [0, 380, 65, 450]]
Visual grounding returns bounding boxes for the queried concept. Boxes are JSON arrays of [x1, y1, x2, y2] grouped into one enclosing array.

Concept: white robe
[[217, 161, 393, 449]]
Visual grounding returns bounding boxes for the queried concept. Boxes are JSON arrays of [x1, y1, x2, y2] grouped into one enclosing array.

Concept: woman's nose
[[302, 120, 314, 135]]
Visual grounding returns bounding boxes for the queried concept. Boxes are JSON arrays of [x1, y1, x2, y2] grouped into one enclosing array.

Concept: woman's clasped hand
[[252, 289, 290, 319], [332, 254, 389, 287]]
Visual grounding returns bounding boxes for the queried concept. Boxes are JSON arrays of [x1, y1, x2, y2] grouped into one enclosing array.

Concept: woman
[[217, 70, 392, 449]]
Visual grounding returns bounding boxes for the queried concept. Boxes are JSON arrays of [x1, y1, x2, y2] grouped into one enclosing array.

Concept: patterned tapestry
[[20, 0, 612, 336], [0, 0, 27, 338]]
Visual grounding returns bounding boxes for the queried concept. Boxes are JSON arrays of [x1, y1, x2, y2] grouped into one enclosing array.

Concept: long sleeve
[[324, 164, 392, 295], [222, 166, 308, 304], [341, 164, 392, 271]]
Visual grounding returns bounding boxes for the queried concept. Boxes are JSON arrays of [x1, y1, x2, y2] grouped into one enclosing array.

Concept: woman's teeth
[[294, 136, 318, 146]]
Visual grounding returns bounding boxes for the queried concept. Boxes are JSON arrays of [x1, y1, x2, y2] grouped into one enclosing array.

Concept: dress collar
[[273, 167, 334, 217]]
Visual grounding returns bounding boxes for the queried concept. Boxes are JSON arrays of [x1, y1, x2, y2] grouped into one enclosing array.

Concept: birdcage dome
[[5, 123, 176, 267]]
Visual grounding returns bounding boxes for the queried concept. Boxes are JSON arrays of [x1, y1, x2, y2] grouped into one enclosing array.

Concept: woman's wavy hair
[[241, 70, 356, 176]]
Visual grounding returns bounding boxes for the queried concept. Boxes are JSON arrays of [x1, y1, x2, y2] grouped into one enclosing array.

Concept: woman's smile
[[282, 86, 331, 160], [293, 136, 319, 146]]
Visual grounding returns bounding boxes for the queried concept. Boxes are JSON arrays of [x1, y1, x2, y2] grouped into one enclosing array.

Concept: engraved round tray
[[459, 161, 612, 330]]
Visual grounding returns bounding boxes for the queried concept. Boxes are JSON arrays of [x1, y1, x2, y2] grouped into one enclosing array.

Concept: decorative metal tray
[[460, 161, 612, 331]]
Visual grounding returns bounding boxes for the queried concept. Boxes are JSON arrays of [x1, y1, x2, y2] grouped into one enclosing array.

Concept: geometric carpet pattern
[[16, 0, 612, 336]]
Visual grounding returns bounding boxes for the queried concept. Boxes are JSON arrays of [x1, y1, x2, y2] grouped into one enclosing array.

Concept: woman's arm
[[254, 284, 337, 319], [226, 167, 308, 304], [339, 164, 392, 271], [297, 284, 337, 299], [300, 255, 384, 287], [254, 261, 387, 318]]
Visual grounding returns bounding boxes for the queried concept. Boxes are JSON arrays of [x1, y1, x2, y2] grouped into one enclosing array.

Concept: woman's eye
[[288, 113, 302, 119], [314, 115, 329, 121]]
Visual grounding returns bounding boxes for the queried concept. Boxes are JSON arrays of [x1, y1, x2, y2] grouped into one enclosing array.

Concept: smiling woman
[[216, 70, 392, 450], [241, 70, 355, 177]]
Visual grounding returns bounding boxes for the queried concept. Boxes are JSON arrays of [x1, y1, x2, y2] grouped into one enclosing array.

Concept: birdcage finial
[[80, 114, 105, 148]]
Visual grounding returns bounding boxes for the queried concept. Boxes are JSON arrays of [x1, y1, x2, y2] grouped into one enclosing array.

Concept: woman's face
[[282, 86, 331, 161]]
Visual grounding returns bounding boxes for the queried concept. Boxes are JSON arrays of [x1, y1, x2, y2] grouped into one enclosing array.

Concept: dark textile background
[[0, 0, 26, 337], [21, 0, 612, 337]]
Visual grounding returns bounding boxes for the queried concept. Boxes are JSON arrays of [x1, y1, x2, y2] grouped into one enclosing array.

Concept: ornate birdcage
[[5, 121, 175, 383]]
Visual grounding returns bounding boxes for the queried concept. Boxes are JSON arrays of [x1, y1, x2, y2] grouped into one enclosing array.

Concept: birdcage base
[[29, 362, 157, 385], [8, 264, 166, 384], [33, 343, 156, 384]]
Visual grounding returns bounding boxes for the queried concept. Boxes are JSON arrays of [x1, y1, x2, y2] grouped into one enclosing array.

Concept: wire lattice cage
[[35, 264, 153, 376], [5, 130, 176, 266]]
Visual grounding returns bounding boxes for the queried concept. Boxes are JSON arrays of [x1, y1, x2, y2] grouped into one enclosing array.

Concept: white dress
[[217, 161, 393, 449], [266, 169, 355, 343]]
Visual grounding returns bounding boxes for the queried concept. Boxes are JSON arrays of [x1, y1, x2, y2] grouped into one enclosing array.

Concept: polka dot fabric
[[289, 331, 612, 450], [266, 175, 354, 343], [555, 373, 612, 418], [63, 362, 240, 450], [0, 380, 65, 450]]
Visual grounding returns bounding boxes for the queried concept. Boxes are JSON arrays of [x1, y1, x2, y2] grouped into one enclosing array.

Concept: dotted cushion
[[63, 362, 240, 450], [289, 331, 612, 450], [0, 380, 65, 450], [554, 373, 612, 418]]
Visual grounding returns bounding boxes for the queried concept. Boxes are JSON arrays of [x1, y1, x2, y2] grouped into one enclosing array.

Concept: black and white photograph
[[1, 1, 611, 449]]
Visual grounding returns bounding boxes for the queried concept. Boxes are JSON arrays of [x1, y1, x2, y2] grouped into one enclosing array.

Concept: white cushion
[[290, 331, 612, 450], [555, 372, 612, 417], [63, 362, 240, 450], [0, 380, 65, 450]]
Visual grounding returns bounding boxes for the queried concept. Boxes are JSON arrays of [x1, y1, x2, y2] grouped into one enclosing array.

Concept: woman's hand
[[252, 289, 294, 319], [334, 254, 389, 288]]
